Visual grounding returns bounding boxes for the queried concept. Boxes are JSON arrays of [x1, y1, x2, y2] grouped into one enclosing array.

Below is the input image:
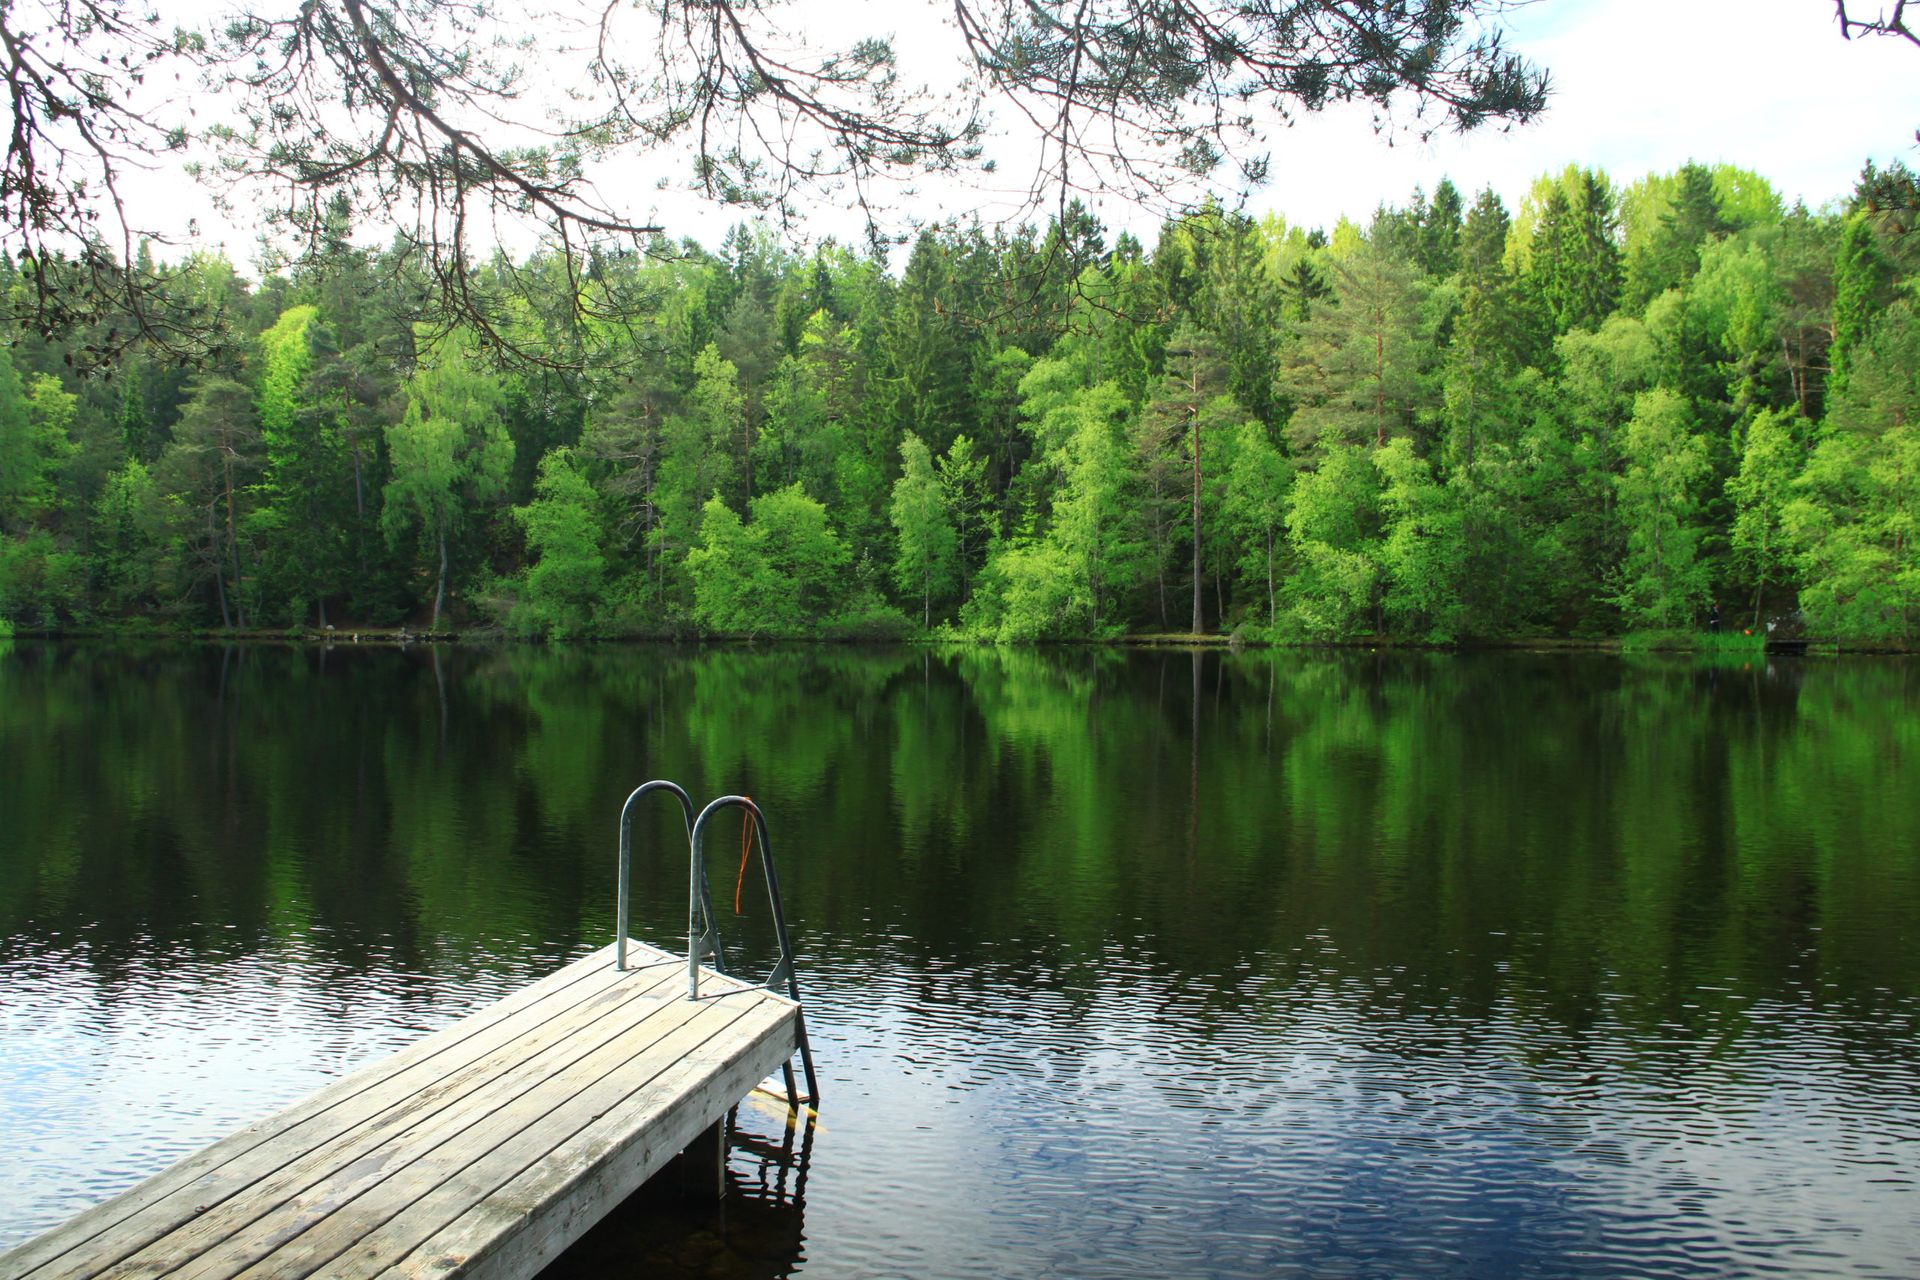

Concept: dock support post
[[677, 1116, 728, 1202]]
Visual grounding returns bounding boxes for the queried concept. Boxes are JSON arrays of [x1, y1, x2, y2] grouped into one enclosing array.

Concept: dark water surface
[[2, 641, 1917, 1278]]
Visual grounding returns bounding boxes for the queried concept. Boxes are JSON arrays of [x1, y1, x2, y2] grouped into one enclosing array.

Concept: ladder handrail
[[688, 795, 820, 1104], [615, 780, 725, 973]]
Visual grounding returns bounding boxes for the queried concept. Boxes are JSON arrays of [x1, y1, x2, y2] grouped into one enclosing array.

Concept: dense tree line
[[1, 160, 1917, 646]]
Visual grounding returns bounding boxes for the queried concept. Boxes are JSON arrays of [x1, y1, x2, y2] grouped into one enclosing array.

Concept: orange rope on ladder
[[735, 799, 756, 914]]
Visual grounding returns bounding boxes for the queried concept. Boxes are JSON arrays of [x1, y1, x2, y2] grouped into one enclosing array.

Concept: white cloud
[[1233, 0, 1920, 232], [114, 0, 1920, 267]]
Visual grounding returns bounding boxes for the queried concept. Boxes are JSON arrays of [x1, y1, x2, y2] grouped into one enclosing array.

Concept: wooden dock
[[0, 941, 804, 1280]]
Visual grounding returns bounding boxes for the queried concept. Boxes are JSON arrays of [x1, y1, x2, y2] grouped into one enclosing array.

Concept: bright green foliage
[[1710, 166, 1785, 231], [1556, 316, 1659, 439], [0, 354, 74, 532], [687, 485, 851, 636], [1223, 421, 1292, 628], [256, 306, 317, 445], [754, 485, 851, 622], [890, 434, 959, 628], [251, 304, 350, 625], [1690, 235, 1785, 382], [91, 461, 170, 613], [936, 433, 994, 595], [1828, 216, 1895, 402], [962, 540, 1083, 642], [1448, 404, 1570, 636], [511, 448, 608, 639], [1046, 397, 1149, 631], [686, 496, 768, 635], [1786, 304, 1920, 641], [1613, 388, 1711, 627], [382, 331, 515, 629], [1623, 163, 1730, 310], [1788, 430, 1920, 643], [1374, 439, 1465, 639], [652, 344, 745, 593], [0, 358, 86, 622], [1, 161, 1915, 647], [757, 351, 832, 497], [1016, 357, 1099, 459], [1284, 445, 1381, 638], [1727, 409, 1806, 625]]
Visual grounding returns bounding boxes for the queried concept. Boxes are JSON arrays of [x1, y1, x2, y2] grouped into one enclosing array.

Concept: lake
[[1, 641, 1917, 1277]]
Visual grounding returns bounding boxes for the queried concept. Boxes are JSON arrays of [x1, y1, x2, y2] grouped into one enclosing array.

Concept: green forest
[[1, 159, 1916, 646]]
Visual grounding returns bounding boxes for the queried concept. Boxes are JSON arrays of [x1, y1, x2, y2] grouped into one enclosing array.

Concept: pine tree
[[1828, 215, 1895, 403], [1526, 169, 1621, 336], [1421, 178, 1465, 278], [1279, 237, 1430, 455], [1625, 162, 1731, 309], [156, 378, 263, 627]]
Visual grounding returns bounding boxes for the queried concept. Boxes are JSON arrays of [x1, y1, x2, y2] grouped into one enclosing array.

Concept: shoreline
[[0, 626, 1896, 655]]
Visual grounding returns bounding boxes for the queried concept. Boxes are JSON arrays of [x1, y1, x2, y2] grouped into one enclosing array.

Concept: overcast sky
[[145, 0, 1920, 265], [1221, 0, 1920, 233], [546, 0, 1920, 252]]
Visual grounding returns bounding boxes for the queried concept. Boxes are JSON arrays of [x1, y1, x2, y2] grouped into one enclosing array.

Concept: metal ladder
[[614, 780, 821, 1107]]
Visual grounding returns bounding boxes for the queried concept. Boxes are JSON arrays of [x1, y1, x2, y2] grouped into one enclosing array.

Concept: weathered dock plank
[[0, 942, 801, 1280]]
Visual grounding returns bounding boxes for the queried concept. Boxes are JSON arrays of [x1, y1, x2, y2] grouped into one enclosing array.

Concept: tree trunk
[[1190, 409, 1203, 634], [214, 571, 231, 630], [223, 451, 246, 629], [432, 521, 448, 631], [202, 500, 229, 628], [743, 416, 754, 503], [1375, 328, 1387, 447], [1266, 528, 1276, 628], [1152, 519, 1168, 629]]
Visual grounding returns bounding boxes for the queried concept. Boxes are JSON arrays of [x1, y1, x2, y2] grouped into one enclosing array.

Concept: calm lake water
[[1, 641, 1917, 1278]]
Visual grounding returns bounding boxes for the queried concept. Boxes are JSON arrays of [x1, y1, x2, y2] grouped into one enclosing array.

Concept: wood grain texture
[[4, 952, 642, 1280], [0, 943, 803, 1280]]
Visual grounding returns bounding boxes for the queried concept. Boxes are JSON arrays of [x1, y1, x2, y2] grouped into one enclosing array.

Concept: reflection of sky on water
[[1, 644, 1918, 1277], [789, 942, 1920, 1279], [0, 941, 534, 1244], [3, 930, 1916, 1277]]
